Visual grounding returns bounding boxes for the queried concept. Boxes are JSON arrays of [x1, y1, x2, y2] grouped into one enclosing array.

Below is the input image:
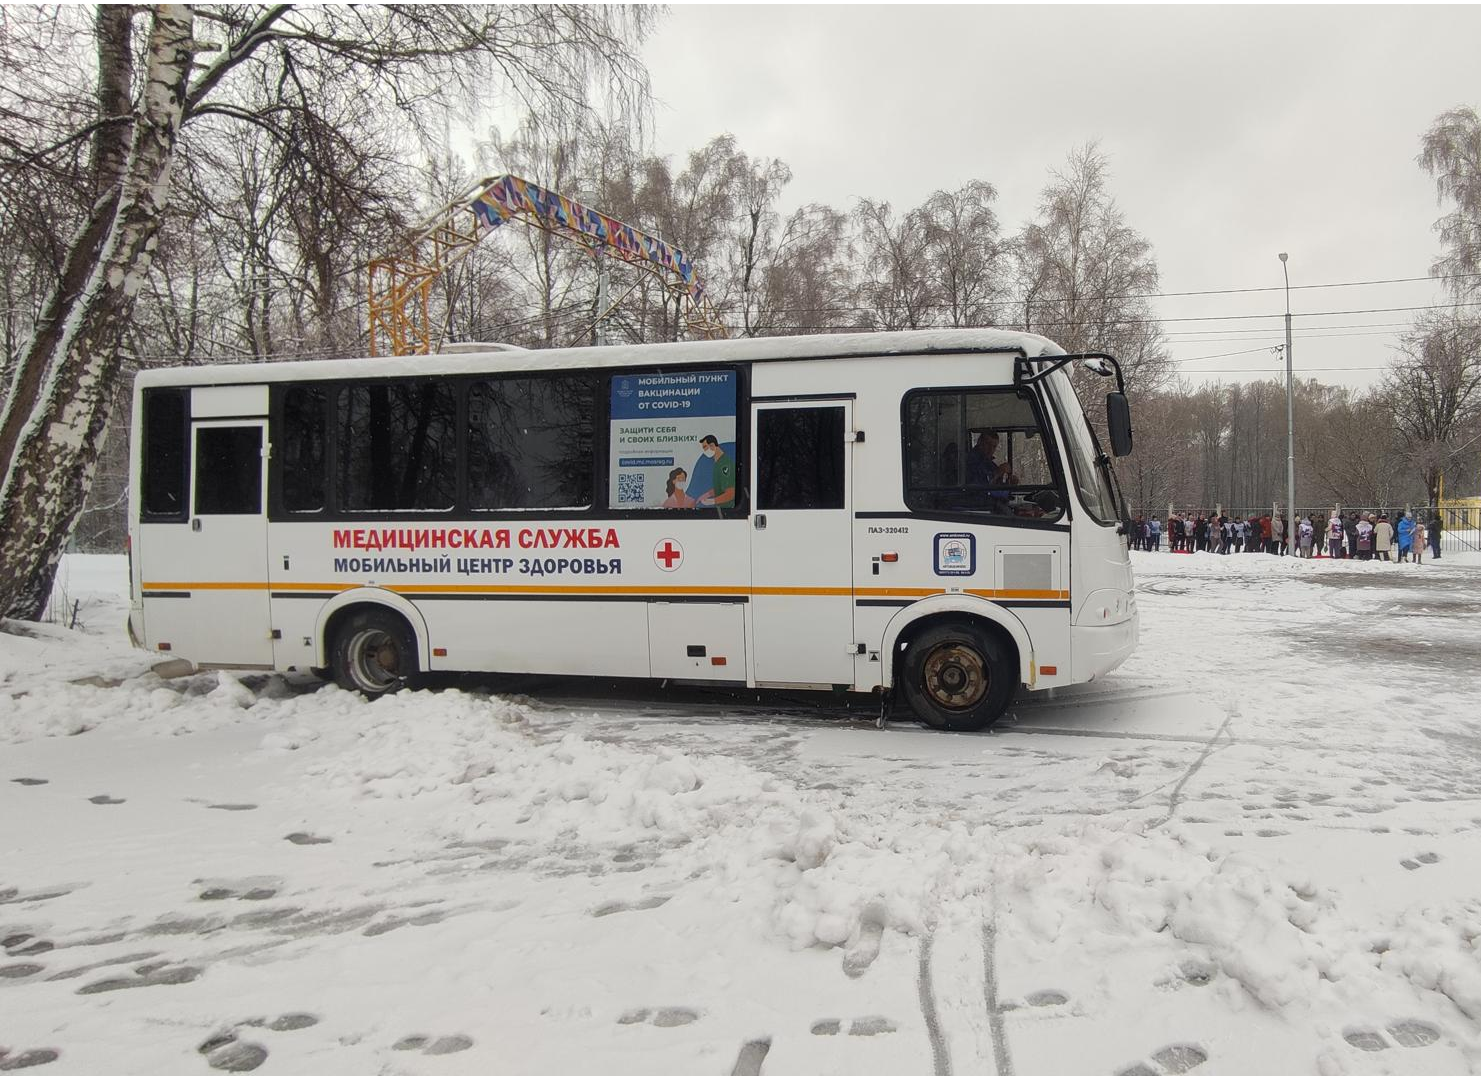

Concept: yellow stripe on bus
[[145, 581, 1070, 601]]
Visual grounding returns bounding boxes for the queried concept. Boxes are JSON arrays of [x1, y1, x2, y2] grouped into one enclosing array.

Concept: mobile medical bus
[[127, 329, 1137, 731]]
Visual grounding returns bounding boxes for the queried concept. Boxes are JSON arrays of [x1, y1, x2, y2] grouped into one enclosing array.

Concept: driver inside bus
[[966, 430, 1016, 506]]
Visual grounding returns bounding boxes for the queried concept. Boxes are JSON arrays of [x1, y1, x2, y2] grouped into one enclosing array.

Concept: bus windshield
[[1042, 369, 1124, 525]]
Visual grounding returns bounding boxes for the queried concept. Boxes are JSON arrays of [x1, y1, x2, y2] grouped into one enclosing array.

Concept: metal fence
[[1131, 506, 1480, 555]]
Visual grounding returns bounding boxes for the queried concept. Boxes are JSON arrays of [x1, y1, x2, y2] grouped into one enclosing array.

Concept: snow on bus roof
[[134, 329, 1065, 387]]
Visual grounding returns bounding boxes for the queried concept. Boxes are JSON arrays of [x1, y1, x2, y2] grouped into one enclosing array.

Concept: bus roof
[[133, 328, 1066, 388]]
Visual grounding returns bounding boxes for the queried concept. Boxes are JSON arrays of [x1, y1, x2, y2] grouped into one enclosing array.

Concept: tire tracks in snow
[[916, 933, 952, 1076], [981, 886, 1014, 1076], [1147, 700, 1238, 829]]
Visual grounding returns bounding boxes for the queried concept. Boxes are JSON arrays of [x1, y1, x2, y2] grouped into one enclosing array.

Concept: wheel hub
[[349, 629, 401, 691], [921, 642, 988, 711]]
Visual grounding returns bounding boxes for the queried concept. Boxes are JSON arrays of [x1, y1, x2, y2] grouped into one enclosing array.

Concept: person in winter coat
[[1430, 513, 1442, 559], [1413, 518, 1427, 565], [1374, 514, 1394, 561], [1396, 512, 1415, 562], [1149, 516, 1161, 551], [1298, 516, 1314, 558], [1344, 513, 1360, 558], [1327, 513, 1345, 559], [1357, 514, 1374, 559]]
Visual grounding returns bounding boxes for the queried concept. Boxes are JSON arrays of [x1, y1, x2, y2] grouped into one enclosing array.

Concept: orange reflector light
[[1040, 665, 1057, 675], [157, 642, 172, 651], [881, 552, 899, 562], [433, 647, 447, 657], [711, 656, 727, 666]]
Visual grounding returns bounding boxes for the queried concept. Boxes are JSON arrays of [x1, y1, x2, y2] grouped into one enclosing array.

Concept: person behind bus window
[[966, 431, 1016, 507], [696, 434, 735, 506], [662, 467, 695, 509]]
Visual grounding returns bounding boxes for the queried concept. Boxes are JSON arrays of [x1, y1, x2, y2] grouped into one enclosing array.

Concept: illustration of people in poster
[[609, 370, 737, 509]]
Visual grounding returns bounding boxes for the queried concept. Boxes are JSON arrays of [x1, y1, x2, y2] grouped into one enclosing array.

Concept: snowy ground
[[4, 552, 1481, 1076]]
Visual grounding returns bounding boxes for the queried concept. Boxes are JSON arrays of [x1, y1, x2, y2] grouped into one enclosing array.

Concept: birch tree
[[1014, 144, 1171, 396], [1419, 106, 1481, 297]]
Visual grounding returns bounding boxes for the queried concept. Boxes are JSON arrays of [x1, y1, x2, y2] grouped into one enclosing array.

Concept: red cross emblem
[[654, 539, 684, 572]]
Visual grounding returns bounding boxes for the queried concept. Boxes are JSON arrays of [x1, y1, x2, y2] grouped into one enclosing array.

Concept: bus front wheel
[[331, 609, 418, 697], [899, 622, 1014, 732]]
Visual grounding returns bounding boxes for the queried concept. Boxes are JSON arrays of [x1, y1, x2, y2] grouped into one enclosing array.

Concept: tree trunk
[[0, 6, 134, 481], [0, 5, 195, 620]]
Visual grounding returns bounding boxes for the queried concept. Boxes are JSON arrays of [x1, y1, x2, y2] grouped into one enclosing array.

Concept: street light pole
[[1280, 252, 1295, 549]]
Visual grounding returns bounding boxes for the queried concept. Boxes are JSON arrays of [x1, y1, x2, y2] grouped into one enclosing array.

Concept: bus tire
[[331, 609, 418, 698], [899, 622, 1014, 732]]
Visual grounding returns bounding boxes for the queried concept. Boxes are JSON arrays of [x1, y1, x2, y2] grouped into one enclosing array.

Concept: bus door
[[749, 399, 856, 686], [141, 418, 273, 667]]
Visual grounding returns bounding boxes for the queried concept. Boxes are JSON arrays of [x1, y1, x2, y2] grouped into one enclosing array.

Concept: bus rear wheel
[[331, 610, 417, 697], [900, 622, 1014, 732]]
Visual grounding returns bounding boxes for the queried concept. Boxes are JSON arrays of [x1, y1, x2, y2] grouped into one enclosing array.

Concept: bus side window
[[336, 381, 457, 512], [141, 388, 188, 520], [467, 375, 596, 510], [280, 385, 326, 513], [903, 389, 1063, 519]]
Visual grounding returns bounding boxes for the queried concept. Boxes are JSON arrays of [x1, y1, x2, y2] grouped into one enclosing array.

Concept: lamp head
[[1279, 252, 1288, 263]]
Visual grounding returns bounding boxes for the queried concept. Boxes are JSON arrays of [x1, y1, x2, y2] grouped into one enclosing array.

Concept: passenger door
[[141, 419, 273, 667], [749, 400, 856, 686]]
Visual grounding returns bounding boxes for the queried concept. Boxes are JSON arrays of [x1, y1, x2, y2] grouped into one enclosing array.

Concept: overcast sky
[[635, 4, 1481, 390]]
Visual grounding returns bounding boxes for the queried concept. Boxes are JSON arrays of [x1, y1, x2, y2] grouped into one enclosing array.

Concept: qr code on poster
[[617, 473, 645, 504]]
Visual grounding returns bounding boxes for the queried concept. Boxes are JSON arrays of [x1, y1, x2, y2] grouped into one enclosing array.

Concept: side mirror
[[1106, 392, 1133, 457]]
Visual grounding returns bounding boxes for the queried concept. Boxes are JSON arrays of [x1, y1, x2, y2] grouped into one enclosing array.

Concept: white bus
[[127, 329, 1137, 731]]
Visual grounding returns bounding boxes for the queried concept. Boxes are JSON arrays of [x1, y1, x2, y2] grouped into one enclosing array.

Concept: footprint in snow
[[87, 795, 124, 806], [729, 1039, 771, 1076], [0, 884, 81, 907], [285, 832, 331, 845], [1399, 852, 1442, 871], [841, 916, 884, 979], [617, 1008, 700, 1028], [197, 1014, 319, 1071], [1025, 990, 1069, 1007], [362, 909, 447, 936], [1177, 960, 1214, 987], [589, 895, 670, 918], [196, 877, 282, 902], [3, 935, 52, 956], [77, 962, 201, 995], [206, 804, 257, 812], [0, 1047, 61, 1070], [10, 778, 48, 787], [810, 1016, 897, 1036], [1114, 1043, 1208, 1075], [391, 1034, 473, 1055], [1343, 1020, 1441, 1050], [198, 1037, 267, 1073]]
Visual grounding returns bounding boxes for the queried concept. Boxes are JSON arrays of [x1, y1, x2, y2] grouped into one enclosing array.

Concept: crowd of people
[[1130, 510, 1443, 562]]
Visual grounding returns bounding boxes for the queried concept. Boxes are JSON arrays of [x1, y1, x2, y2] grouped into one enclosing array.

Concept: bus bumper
[[1071, 609, 1138, 682]]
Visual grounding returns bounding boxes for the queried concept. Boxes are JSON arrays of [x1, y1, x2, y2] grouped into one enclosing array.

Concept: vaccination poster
[[608, 370, 737, 509]]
